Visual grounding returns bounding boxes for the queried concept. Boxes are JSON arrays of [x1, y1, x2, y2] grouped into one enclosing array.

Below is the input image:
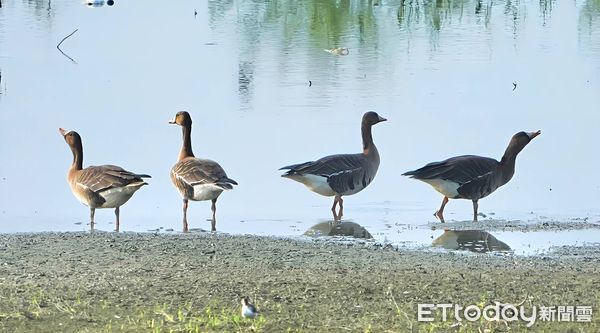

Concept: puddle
[[289, 211, 600, 256], [304, 221, 373, 239], [2, 204, 599, 257], [394, 227, 600, 256], [432, 230, 511, 253]]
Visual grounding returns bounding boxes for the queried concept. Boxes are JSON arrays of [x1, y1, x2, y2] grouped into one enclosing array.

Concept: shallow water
[[0, 0, 599, 253]]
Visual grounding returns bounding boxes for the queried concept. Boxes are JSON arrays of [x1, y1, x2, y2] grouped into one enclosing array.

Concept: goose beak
[[168, 118, 176, 124], [378, 116, 387, 122], [58, 128, 69, 136], [527, 130, 541, 139]]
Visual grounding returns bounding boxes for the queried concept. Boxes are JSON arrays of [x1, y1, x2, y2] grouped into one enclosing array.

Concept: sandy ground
[[0, 232, 598, 332]]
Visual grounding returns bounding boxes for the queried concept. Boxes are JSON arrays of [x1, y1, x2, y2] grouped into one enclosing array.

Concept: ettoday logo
[[417, 304, 593, 327]]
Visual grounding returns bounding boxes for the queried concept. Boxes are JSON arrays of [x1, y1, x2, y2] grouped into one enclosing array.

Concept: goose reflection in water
[[432, 230, 511, 253], [305, 221, 373, 239]]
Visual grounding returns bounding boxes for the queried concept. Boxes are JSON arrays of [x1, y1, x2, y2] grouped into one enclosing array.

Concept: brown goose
[[402, 130, 541, 222], [59, 128, 150, 231], [169, 111, 237, 232], [280, 111, 387, 221]]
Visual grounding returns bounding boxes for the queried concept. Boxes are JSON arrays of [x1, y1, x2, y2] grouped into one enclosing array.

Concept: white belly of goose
[[422, 179, 460, 198], [99, 184, 142, 208], [293, 174, 336, 197], [72, 182, 142, 208], [191, 184, 223, 201]]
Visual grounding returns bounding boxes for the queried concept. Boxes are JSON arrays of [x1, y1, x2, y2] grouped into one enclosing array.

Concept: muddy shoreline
[[425, 218, 600, 232], [0, 232, 598, 332]]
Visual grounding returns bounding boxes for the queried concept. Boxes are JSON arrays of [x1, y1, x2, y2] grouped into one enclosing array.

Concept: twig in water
[[0, 70, 4, 95], [56, 29, 79, 64]]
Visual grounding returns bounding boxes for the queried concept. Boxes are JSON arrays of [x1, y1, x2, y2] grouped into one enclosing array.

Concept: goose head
[[509, 130, 541, 153], [59, 128, 83, 149], [362, 111, 387, 127], [168, 111, 193, 127]]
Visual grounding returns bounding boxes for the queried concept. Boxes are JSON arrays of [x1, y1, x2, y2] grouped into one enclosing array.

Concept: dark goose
[[403, 131, 540, 222], [280, 111, 386, 221]]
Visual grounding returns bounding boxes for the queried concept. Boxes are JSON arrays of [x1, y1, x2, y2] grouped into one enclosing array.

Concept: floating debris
[[84, 0, 114, 6], [324, 48, 349, 56]]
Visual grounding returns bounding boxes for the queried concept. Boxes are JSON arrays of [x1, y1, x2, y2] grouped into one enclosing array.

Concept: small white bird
[[241, 297, 258, 318]]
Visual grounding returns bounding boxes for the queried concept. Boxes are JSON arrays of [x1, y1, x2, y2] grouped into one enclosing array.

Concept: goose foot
[[434, 211, 445, 223], [434, 196, 449, 223]]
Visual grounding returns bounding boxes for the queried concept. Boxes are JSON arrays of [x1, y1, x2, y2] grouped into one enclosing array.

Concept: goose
[[402, 130, 541, 222], [169, 111, 237, 232], [59, 128, 150, 231], [280, 111, 387, 221]]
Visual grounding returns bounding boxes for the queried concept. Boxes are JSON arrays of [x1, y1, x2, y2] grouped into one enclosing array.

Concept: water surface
[[0, 0, 599, 253]]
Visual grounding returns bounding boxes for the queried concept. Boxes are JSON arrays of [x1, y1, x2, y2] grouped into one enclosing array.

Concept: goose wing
[[402, 155, 499, 185], [281, 154, 372, 194], [171, 158, 237, 190], [76, 165, 150, 194]]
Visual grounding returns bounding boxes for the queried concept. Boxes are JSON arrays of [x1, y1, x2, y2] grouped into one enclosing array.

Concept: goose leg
[[434, 197, 449, 223], [115, 206, 120, 232], [211, 198, 217, 232], [90, 207, 95, 230], [337, 196, 344, 220], [331, 197, 339, 221], [183, 199, 189, 233], [472, 200, 479, 222]]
